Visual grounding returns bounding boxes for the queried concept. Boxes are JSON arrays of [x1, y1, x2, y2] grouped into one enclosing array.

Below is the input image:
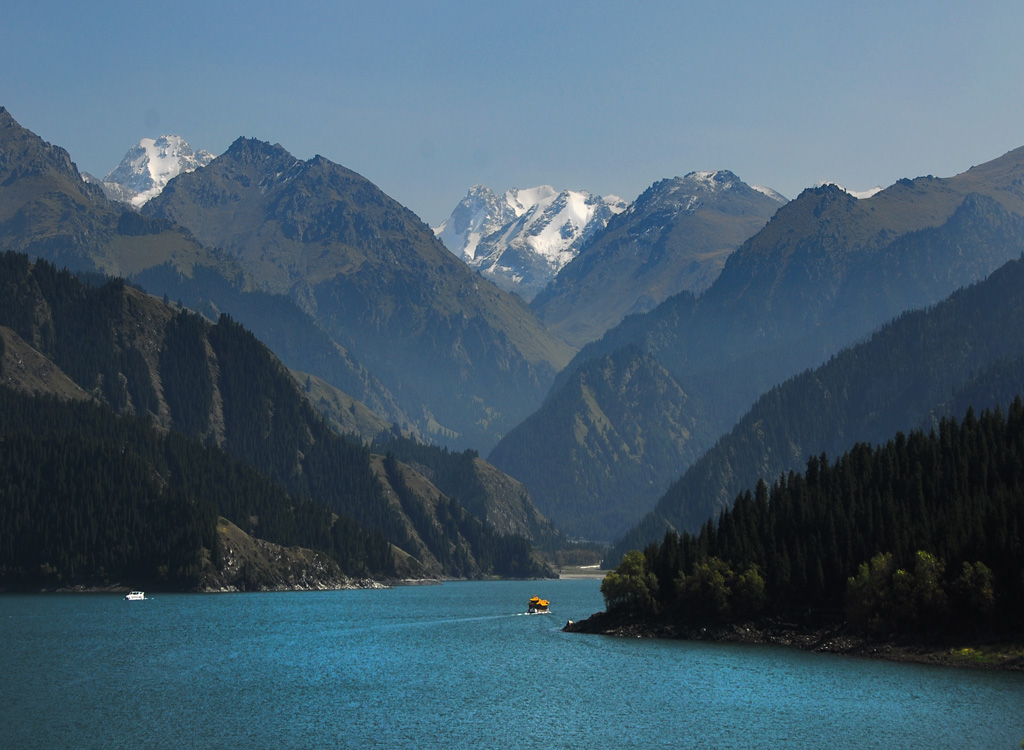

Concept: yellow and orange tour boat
[[527, 596, 550, 614]]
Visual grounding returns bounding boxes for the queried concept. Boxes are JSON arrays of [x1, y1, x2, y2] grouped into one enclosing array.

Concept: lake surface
[[2, 579, 1022, 748]]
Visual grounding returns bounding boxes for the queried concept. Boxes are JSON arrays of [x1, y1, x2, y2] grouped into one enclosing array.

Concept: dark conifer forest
[[0, 251, 553, 587], [605, 401, 1024, 635], [0, 387, 393, 588]]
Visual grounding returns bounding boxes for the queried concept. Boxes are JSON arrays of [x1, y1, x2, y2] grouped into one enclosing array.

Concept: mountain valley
[[491, 148, 1024, 541], [2, 102, 1024, 594]]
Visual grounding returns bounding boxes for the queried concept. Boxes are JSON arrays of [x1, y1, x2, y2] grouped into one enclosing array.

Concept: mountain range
[[3, 102, 1024, 585], [141, 137, 575, 450], [490, 147, 1024, 540], [0, 109, 573, 452], [529, 170, 787, 347]]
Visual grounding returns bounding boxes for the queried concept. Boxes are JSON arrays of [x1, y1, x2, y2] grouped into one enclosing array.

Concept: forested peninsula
[[567, 402, 1024, 670]]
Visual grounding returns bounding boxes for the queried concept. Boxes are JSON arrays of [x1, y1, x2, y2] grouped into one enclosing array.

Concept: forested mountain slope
[[0, 252, 553, 585], [608, 253, 1024, 564], [494, 147, 1024, 542], [0, 387, 390, 590]]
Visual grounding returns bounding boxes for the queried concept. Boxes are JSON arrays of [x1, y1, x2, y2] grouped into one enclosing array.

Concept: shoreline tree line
[[602, 400, 1024, 635]]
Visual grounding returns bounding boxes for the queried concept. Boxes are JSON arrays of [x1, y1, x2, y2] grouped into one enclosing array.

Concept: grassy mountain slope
[[489, 346, 709, 540], [371, 432, 564, 547]]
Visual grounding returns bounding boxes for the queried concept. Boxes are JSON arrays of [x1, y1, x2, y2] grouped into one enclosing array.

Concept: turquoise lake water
[[2, 579, 1022, 748]]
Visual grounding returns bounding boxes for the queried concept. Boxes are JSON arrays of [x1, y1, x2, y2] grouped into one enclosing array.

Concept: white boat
[[124, 591, 145, 601]]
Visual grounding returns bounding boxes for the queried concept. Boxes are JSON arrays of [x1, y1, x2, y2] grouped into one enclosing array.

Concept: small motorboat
[[527, 596, 550, 614], [124, 591, 145, 601]]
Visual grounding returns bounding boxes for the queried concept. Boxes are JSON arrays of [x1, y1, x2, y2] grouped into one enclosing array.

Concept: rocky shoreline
[[564, 610, 1024, 671]]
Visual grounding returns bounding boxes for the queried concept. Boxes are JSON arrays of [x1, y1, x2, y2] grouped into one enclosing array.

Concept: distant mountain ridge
[[0, 107, 230, 280], [607, 251, 1024, 565], [434, 184, 627, 300], [531, 170, 787, 347], [492, 148, 1024, 542], [143, 136, 574, 449]]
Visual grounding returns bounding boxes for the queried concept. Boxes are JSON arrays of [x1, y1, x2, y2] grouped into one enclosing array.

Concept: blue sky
[[3, 1, 1023, 225]]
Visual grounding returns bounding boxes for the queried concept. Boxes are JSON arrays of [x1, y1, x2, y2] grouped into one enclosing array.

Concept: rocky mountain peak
[[0, 108, 105, 212], [98, 134, 214, 207], [223, 136, 293, 166], [434, 183, 627, 299], [433, 184, 517, 260]]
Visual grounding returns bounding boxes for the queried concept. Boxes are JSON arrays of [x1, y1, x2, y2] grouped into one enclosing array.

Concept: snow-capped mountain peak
[[505, 185, 558, 216], [435, 185, 627, 299], [686, 170, 736, 190], [752, 184, 788, 202], [103, 135, 214, 207], [433, 185, 517, 262], [623, 171, 787, 223]]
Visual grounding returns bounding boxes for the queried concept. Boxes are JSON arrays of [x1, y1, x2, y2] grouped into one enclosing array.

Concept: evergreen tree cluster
[[0, 387, 392, 587], [0, 252, 140, 408], [614, 401, 1024, 635], [374, 432, 486, 518], [160, 310, 213, 435]]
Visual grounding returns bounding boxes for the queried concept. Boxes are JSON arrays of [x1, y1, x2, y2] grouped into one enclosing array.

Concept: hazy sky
[[3, 1, 1023, 225]]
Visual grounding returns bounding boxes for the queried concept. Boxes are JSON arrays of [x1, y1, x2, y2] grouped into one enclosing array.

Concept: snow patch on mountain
[[435, 184, 627, 299], [817, 181, 883, 200], [102, 135, 214, 207], [434, 184, 518, 262], [752, 184, 788, 202]]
